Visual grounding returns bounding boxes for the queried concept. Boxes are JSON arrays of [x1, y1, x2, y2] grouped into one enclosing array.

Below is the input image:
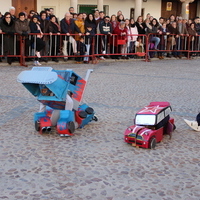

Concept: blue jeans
[[150, 37, 160, 49]]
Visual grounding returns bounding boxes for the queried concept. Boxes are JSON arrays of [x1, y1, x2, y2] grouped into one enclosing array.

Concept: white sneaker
[[36, 61, 42, 66], [100, 56, 105, 60], [33, 61, 37, 66], [102, 50, 106, 54], [35, 51, 41, 58], [33, 61, 42, 66]]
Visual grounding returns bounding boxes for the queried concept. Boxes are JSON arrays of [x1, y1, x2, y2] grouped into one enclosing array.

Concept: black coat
[[39, 19, 50, 41], [85, 29, 95, 44], [39, 19, 50, 33], [0, 18, 15, 54], [84, 20, 97, 33], [77, 41, 86, 55], [135, 22, 146, 34], [29, 21, 40, 33], [60, 18, 81, 34], [49, 21, 60, 33]]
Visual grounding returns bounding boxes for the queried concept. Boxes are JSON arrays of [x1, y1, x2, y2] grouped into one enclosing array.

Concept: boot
[[166, 53, 171, 58]]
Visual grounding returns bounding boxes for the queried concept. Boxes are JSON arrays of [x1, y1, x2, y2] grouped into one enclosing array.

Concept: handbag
[[136, 52, 145, 57], [117, 39, 126, 45]]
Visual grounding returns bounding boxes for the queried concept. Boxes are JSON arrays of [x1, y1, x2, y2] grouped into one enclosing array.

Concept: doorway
[[12, 0, 36, 17], [78, 5, 109, 15]]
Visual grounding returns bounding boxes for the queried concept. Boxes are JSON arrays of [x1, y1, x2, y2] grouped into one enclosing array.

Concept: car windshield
[[135, 114, 156, 125]]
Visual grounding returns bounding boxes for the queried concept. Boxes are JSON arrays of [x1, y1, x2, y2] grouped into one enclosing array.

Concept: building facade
[[1, 0, 200, 21]]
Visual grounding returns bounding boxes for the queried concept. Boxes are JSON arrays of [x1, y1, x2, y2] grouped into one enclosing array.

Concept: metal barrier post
[[187, 35, 191, 60], [145, 34, 149, 62], [20, 36, 27, 67]]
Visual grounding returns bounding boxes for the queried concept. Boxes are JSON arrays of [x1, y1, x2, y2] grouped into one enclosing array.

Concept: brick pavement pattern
[[0, 59, 200, 200]]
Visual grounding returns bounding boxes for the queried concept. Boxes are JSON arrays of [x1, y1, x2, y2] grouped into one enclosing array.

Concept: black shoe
[[7, 57, 12, 65], [110, 55, 116, 59], [25, 58, 33, 62], [43, 58, 48, 62], [40, 58, 48, 62], [12, 57, 19, 62], [52, 58, 59, 62], [166, 54, 172, 58]]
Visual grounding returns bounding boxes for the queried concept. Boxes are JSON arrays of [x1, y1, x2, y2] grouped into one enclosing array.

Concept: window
[[165, 107, 172, 117], [157, 111, 165, 124], [135, 114, 156, 125], [130, 8, 144, 19]]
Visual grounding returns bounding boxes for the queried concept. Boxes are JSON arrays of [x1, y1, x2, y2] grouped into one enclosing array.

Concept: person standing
[[158, 22, 170, 59], [84, 25, 95, 63], [146, 18, 161, 51], [113, 21, 128, 59], [15, 12, 31, 60], [176, 17, 188, 58], [39, 11, 50, 62], [135, 16, 146, 35], [29, 15, 45, 65], [60, 12, 82, 61], [194, 17, 200, 56], [84, 13, 96, 33], [69, 7, 74, 15], [187, 23, 198, 57], [0, 12, 16, 64], [74, 13, 85, 41], [9, 7, 16, 21], [49, 15, 61, 62], [166, 22, 180, 58], [76, 36, 87, 63], [110, 14, 118, 31], [98, 16, 113, 59], [94, 9, 100, 21], [125, 18, 138, 58]]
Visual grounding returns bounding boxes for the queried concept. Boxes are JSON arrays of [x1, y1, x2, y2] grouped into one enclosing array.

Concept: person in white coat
[[125, 18, 138, 58]]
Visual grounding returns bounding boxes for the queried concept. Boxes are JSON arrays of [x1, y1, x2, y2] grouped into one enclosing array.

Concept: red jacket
[[113, 25, 128, 46]]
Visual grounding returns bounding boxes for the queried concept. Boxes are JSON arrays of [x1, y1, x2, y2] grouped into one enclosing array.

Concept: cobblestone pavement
[[0, 59, 200, 200]]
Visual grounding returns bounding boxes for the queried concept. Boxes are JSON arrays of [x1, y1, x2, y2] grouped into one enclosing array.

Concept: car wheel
[[92, 116, 98, 121], [78, 111, 87, 118], [35, 120, 40, 131], [149, 137, 156, 149], [68, 121, 75, 133], [85, 107, 94, 114]]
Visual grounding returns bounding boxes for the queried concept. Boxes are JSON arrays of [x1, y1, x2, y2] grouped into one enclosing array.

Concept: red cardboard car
[[124, 102, 176, 149]]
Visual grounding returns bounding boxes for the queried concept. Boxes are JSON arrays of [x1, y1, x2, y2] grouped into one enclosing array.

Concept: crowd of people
[[0, 6, 200, 65]]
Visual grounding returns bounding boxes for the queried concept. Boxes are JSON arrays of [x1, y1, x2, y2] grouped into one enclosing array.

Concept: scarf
[[131, 23, 135, 28], [52, 21, 61, 32], [65, 19, 70, 25], [36, 23, 43, 38]]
